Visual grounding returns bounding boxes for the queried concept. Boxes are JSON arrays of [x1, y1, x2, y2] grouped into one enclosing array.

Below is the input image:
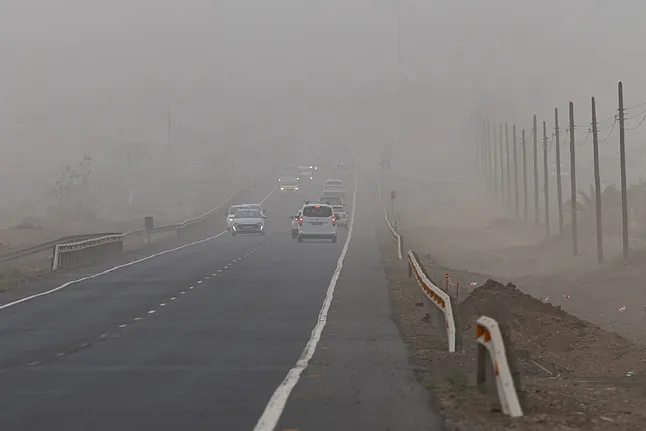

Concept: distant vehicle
[[319, 196, 344, 208], [279, 165, 301, 181], [231, 209, 265, 236], [335, 161, 352, 175], [325, 179, 344, 187], [279, 177, 299, 194], [323, 184, 345, 199], [245, 204, 267, 218], [297, 165, 313, 180], [297, 203, 337, 243], [332, 205, 348, 228], [226, 204, 251, 230], [290, 210, 302, 238]]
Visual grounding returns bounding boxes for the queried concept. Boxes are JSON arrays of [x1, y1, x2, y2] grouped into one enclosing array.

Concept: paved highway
[[0, 170, 442, 430]]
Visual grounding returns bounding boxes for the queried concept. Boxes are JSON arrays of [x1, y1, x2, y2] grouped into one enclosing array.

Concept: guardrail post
[[475, 316, 524, 417], [52, 245, 60, 271]]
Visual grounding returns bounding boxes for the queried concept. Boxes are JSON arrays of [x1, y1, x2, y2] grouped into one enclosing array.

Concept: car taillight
[[299, 217, 303, 226], [332, 217, 337, 226]]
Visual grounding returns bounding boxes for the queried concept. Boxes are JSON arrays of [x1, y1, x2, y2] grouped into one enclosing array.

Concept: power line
[[626, 100, 646, 111], [575, 130, 592, 147], [625, 113, 646, 131], [598, 119, 618, 141]]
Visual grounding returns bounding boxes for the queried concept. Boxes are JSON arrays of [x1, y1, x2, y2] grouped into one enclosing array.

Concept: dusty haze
[[1, 1, 645, 234]]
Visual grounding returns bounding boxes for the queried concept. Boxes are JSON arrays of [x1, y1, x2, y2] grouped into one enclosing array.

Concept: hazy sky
[[1, 1, 645, 186]]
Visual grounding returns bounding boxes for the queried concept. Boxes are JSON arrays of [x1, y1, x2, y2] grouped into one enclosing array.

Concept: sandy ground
[[381, 168, 646, 344], [376, 164, 646, 429]]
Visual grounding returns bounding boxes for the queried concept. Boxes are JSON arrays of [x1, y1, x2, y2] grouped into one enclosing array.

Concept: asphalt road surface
[[0, 169, 443, 431]]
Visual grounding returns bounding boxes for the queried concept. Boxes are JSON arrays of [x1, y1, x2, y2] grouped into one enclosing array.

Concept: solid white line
[[260, 186, 277, 205], [0, 185, 277, 312], [253, 174, 359, 431]]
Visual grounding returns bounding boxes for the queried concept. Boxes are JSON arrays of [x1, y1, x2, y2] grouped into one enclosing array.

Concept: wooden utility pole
[[569, 102, 578, 255], [618, 81, 629, 261], [554, 108, 564, 235], [505, 123, 511, 210], [513, 125, 519, 217], [591, 97, 604, 263], [522, 129, 528, 219], [533, 115, 539, 224], [542, 121, 550, 238], [485, 118, 493, 188], [499, 124, 504, 203], [493, 124, 498, 198]]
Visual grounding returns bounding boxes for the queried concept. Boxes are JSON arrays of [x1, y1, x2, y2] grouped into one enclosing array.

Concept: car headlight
[[295, 187, 299, 190]]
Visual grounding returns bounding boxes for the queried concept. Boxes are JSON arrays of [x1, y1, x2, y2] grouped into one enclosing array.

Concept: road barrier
[[50, 189, 246, 271], [52, 234, 124, 270], [407, 250, 456, 352], [476, 316, 524, 417], [378, 179, 402, 260]]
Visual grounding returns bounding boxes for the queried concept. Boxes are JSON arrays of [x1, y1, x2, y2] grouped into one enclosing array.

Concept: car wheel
[[332, 236, 337, 243], [292, 230, 297, 238], [297, 235, 303, 243], [232, 232, 236, 236], [260, 231, 266, 236]]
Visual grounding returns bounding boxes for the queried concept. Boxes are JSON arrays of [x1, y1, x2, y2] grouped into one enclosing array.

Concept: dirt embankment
[[381, 248, 646, 429], [375, 184, 646, 429]]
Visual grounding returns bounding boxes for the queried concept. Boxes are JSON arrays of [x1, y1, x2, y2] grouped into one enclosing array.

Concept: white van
[[297, 204, 337, 243]]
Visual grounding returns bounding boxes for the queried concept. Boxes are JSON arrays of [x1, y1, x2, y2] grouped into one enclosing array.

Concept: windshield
[[332, 206, 344, 213], [247, 204, 261, 211], [325, 186, 344, 191], [326, 180, 343, 186], [282, 179, 298, 185], [235, 210, 261, 219]]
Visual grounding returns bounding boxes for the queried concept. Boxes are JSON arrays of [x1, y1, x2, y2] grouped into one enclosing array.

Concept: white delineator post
[[476, 316, 524, 417]]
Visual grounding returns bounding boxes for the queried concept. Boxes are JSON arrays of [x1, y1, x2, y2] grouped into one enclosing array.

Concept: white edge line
[[252, 173, 359, 431], [0, 185, 277, 312]]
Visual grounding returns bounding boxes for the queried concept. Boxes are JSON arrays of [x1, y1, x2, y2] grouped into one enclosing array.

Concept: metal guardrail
[[0, 188, 245, 271], [476, 316, 524, 417], [0, 232, 122, 264], [52, 234, 125, 270], [50, 189, 246, 270], [408, 250, 457, 352], [378, 178, 402, 259]]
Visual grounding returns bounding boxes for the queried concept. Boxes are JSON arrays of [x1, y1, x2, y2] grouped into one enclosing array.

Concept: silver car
[[226, 204, 251, 230], [231, 209, 265, 236]]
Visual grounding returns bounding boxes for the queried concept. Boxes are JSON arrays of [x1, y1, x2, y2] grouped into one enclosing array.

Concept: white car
[[332, 205, 348, 228], [325, 179, 344, 187], [323, 184, 345, 199], [226, 204, 251, 230], [298, 165, 313, 180], [231, 209, 265, 236], [319, 197, 344, 208], [297, 203, 337, 243], [245, 204, 267, 217], [291, 210, 301, 238]]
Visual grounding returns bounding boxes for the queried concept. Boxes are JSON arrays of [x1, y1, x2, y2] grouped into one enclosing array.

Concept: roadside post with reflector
[[476, 316, 524, 417]]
